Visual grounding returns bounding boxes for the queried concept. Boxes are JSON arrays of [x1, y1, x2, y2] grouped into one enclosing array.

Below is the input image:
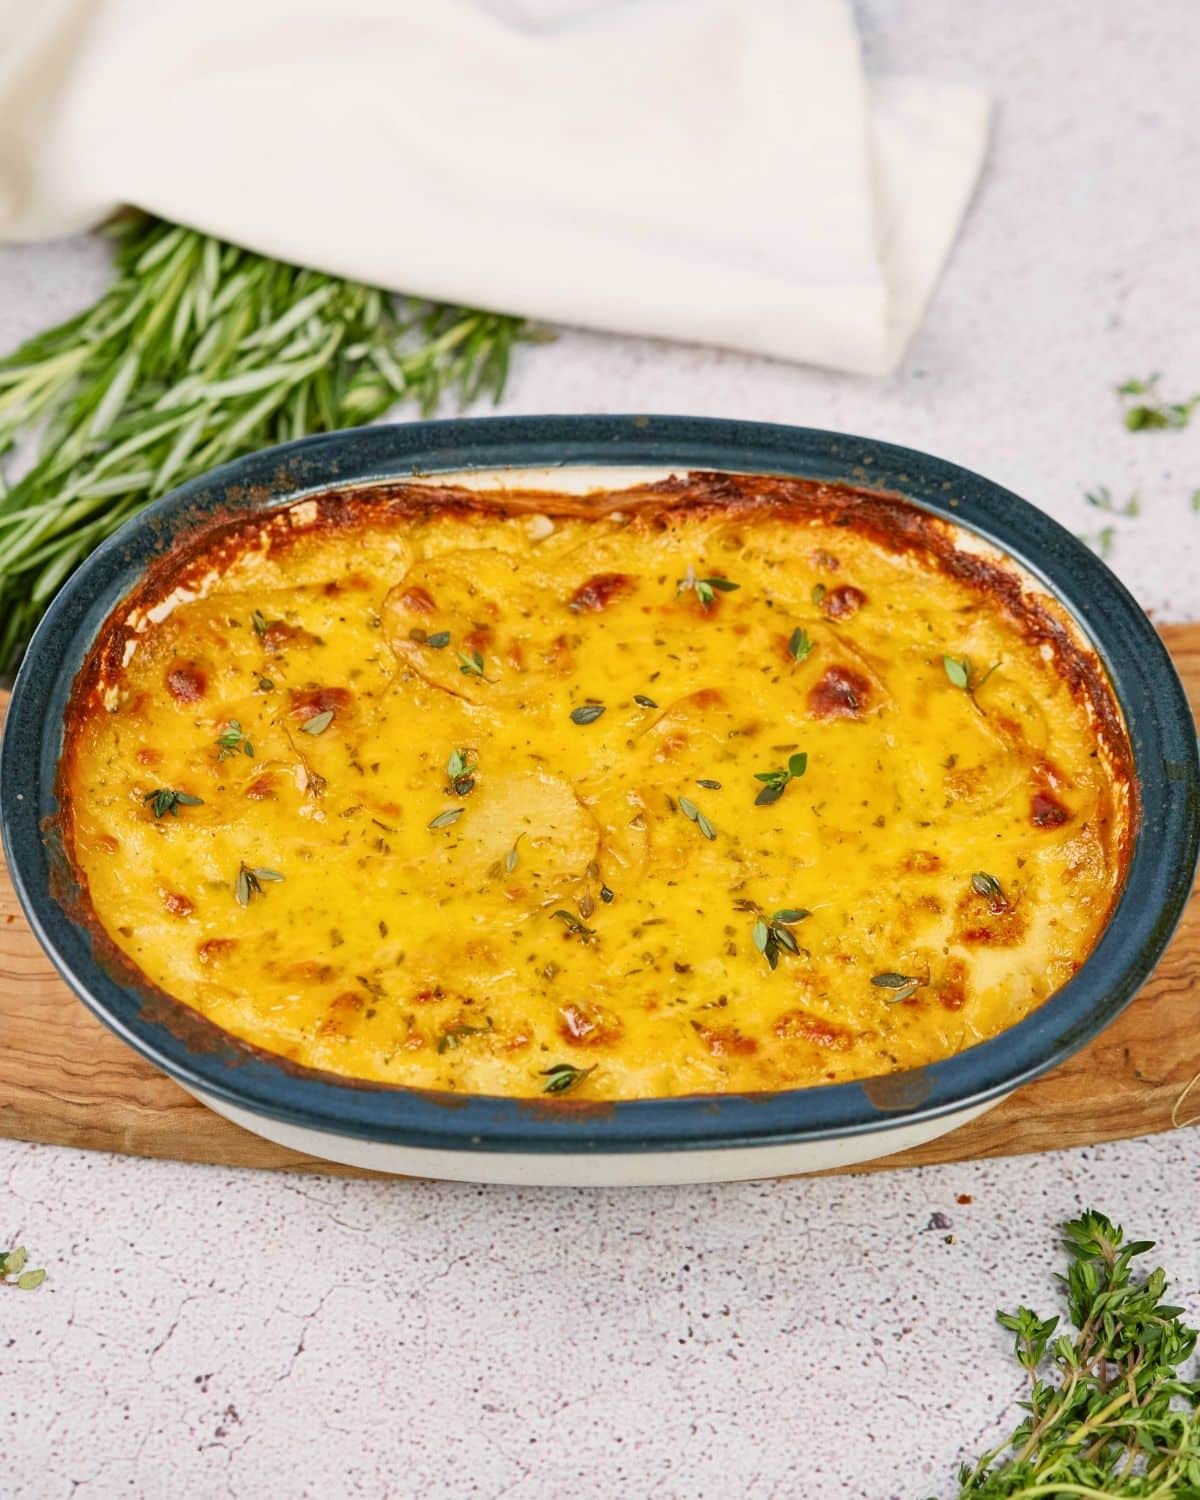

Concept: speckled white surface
[[2, 3, 1198, 1496]]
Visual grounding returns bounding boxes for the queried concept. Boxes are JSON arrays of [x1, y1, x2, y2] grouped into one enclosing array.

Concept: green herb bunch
[[949, 1211, 1200, 1498], [0, 214, 536, 673]]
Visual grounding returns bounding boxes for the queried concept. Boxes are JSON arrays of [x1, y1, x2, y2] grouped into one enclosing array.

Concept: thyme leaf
[[1117, 373, 1200, 431], [216, 719, 253, 759], [871, 971, 920, 1003], [446, 747, 476, 796], [569, 703, 606, 725], [677, 796, 717, 840], [0, 1245, 47, 1291], [540, 1062, 596, 1095], [1085, 484, 1140, 517], [436, 1020, 492, 1055], [301, 708, 334, 736], [235, 862, 283, 906], [552, 909, 595, 943], [753, 751, 808, 805], [787, 626, 814, 662], [676, 565, 739, 609], [943, 655, 1000, 696], [752, 908, 810, 970], [971, 871, 1004, 902], [144, 787, 204, 819], [428, 807, 464, 831]]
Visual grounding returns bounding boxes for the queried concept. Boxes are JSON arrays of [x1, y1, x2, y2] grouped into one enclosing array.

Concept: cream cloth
[[0, 0, 989, 374]]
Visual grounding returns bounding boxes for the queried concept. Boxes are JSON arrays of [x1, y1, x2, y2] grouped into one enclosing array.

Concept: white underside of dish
[[187, 1087, 1006, 1186]]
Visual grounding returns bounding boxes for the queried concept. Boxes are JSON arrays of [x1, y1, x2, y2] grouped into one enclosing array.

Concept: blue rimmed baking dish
[[2, 416, 1196, 1185]]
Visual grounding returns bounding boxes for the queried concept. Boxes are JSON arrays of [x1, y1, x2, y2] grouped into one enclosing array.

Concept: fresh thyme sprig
[[752, 908, 810, 970], [540, 1062, 596, 1095], [0, 213, 537, 674], [143, 787, 204, 819], [753, 752, 808, 806], [675, 565, 739, 610], [788, 626, 815, 663], [234, 862, 284, 906], [458, 650, 489, 680], [1085, 485, 1141, 517], [944, 655, 1000, 696], [946, 1211, 1200, 1499], [446, 747, 476, 796], [216, 719, 253, 759], [872, 971, 922, 1003], [552, 910, 596, 943]]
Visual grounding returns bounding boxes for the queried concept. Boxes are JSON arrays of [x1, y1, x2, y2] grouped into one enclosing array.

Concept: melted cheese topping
[[62, 480, 1130, 1099]]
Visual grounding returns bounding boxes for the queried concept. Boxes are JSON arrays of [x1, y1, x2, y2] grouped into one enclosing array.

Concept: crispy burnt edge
[[54, 470, 1138, 1100]]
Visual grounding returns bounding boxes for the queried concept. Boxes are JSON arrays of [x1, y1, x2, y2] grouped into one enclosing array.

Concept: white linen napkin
[[0, 0, 989, 374]]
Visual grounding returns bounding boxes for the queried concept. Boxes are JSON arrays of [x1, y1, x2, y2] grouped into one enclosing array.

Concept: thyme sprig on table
[[945, 1211, 1200, 1499], [1, 1245, 47, 1291], [0, 213, 537, 674], [1117, 374, 1200, 432]]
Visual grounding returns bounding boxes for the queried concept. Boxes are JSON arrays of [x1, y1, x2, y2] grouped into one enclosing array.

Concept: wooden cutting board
[[2, 629, 1198, 1179]]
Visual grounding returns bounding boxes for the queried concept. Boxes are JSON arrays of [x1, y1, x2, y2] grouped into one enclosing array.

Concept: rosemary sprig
[[0, 214, 536, 674], [946, 1211, 1200, 1498]]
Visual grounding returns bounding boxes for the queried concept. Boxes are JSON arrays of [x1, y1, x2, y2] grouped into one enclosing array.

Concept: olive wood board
[[1, 625, 1197, 1180]]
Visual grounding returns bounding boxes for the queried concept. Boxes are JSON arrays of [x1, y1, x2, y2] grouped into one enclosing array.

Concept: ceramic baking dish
[[2, 416, 1196, 1185]]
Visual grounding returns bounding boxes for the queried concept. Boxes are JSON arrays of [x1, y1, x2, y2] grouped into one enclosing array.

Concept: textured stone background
[[2, 3, 1198, 1496]]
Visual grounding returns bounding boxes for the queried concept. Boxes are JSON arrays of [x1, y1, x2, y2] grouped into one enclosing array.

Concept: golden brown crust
[[55, 470, 1138, 1097]]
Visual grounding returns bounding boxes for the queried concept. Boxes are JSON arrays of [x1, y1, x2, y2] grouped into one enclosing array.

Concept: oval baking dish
[[2, 417, 1196, 1185]]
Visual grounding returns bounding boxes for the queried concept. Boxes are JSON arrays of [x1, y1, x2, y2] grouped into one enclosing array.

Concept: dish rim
[[2, 414, 1196, 1157]]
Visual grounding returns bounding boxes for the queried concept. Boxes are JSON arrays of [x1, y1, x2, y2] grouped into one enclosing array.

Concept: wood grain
[[2, 627, 1197, 1178]]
